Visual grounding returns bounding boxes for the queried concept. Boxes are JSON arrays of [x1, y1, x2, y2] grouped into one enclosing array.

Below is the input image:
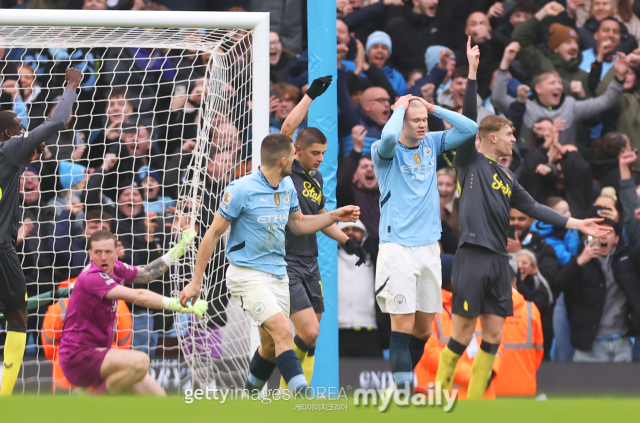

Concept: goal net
[[0, 10, 269, 394]]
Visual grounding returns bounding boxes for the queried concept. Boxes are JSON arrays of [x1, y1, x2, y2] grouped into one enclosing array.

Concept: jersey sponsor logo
[[105, 278, 115, 285], [258, 213, 288, 233], [394, 295, 406, 306], [253, 302, 265, 315], [423, 146, 431, 156], [401, 157, 436, 180], [284, 193, 290, 204], [274, 193, 281, 206], [412, 152, 422, 164], [223, 190, 233, 203], [491, 174, 512, 197], [302, 181, 322, 204]]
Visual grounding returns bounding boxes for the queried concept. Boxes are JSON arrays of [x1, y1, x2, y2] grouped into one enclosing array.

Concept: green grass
[[1, 396, 640, 423]]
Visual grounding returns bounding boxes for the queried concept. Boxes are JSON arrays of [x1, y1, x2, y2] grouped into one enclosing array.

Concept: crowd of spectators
[[2, 0, 640, 366]]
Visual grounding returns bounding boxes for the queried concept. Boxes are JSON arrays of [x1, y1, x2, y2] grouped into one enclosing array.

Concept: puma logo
[[4, 362, 13, 369]]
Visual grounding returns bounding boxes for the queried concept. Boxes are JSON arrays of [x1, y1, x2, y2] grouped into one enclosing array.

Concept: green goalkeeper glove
[[165, 297, 186, 313], [162, 227, 196, 265], [184, 299, 208, 319]]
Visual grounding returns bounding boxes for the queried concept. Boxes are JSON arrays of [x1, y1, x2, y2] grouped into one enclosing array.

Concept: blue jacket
[[342, 60, 407, 96], [532, 220, 580, 266]]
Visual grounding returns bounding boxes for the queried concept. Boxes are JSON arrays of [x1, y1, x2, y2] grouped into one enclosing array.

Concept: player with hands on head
[[181, 133, 359, 395], [58, 228, 202, 396], [278, 75, 366, 387], [371, 37, 479, 393], [0, 68, 83, 396]]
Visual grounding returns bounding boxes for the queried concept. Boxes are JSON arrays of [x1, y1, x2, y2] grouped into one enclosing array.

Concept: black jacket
[[383, 9, 442, 77], [523, 231, 558, 289], [556, 240, 640, 351]]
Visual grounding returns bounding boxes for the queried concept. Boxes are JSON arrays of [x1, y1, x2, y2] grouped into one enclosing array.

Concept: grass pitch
[[1, 396, 639, 423]]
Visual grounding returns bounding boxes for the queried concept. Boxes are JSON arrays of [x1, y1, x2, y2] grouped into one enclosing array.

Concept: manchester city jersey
[[218, 170, 300, 279], [372, 105, 478, 247]]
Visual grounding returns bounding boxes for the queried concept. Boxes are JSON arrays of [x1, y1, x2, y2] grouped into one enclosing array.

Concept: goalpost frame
[[0, 9, 270, 167]]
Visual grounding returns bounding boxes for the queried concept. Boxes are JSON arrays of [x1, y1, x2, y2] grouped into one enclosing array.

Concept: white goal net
[[0, 10, 268, 394]]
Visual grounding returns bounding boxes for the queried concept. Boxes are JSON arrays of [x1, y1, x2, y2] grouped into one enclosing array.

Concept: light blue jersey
[[218, 170, 300, 279], [372, 106, 478, 247]]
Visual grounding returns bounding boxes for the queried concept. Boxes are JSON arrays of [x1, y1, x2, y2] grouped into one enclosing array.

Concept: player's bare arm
[[181, 213, 230, 306], [287, 206, 360, 236]]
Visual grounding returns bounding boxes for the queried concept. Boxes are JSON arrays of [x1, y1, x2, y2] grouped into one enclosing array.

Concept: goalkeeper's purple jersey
[[60, 260, 137, 350]]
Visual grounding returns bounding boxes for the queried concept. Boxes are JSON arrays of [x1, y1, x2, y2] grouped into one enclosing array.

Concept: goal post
[[0, 9, 268, 393]]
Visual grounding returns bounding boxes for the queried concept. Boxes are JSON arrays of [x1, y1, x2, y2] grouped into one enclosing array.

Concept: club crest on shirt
[[284, 193, 290, 204], [423, 146, 432, 156], [412, 152, 422, 164], [223, 190, 233, 203], [274, 193, 281, 206]]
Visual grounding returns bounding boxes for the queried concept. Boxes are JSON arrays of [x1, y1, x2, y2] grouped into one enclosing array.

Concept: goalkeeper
[[58, 228, 204, 395]]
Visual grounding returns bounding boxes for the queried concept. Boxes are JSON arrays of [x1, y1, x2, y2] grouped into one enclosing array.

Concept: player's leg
[[246, 326, 277, 392], [287, 308, 319, 386], [466, 313, 504, 399], [466, 254, 511, 399], [99, 348, 165, 395], [411, 244, 442, 371], [0, 308, 27, 396], [410, 311, 434, 368], [376, 243, 419, 390], [262, 311, 307, 393], [437, 244, 485, 389], [294, 260, 324, 384], [0, 251, 29, 397]]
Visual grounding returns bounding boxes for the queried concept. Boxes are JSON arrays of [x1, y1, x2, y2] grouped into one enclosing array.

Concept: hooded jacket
[[532, 220, 580, 267]]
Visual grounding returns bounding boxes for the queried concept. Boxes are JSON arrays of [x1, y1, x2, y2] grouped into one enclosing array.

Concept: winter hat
[[425, 45, 455, 74], [136, 165, 162, 186], [548, 23, 579, 51], [58, 161, 86, 190], [366, 31, 392, 55], [337, 219, 369, 241]]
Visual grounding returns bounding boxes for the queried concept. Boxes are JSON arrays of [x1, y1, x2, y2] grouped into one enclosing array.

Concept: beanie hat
[[548, 23, 579, 51], [425, 45, 455, 74], [58, 161, 86, 190], [136, 165, 162, 185], [366, 31, 392, 55]]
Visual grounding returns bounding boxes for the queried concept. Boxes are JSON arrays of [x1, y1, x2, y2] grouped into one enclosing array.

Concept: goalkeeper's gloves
[[162, 227, 196, 266], [163, 298, 208, 319], [305, 75, 333, 100], [343, 239, 367, 266]]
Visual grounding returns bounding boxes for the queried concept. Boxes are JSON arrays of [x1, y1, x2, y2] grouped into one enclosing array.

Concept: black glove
[[344, 239, 367, 266], [306, 75, 333, 100]]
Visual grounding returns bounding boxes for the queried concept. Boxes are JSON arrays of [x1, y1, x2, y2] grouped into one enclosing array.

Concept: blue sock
[[246, 348, 276, 391], [276, 349, 307, 393], [390, 331, 413, 389], [409, 335, 427, 369]]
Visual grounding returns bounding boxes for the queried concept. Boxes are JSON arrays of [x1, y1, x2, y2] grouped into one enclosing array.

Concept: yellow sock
[[1, 329, 27, 396], [302, 353, 314, 385], [435, 346, 462, 390], [280, 342, 307, 389], [466, 349, 496, 400]]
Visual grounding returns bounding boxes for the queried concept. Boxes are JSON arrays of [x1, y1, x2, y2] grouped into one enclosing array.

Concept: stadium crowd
[[2, 0, 640, 394]]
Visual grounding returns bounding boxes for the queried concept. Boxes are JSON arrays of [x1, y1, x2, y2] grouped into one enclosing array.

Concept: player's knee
[[299, 324, 319, 346], [413, 327, 432, 341], [132, 354, 150, 379], [482, 328, 503, 345], [6, 308, 27, 327]]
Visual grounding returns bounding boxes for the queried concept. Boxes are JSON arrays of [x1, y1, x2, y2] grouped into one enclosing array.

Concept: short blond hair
[[478, 115, 514, 142], [408, 99, 427, 110]]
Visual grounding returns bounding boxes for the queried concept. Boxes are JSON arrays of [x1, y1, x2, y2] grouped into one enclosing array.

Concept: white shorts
[[226, 264, 290, 326], [375, 242, 442, 314]]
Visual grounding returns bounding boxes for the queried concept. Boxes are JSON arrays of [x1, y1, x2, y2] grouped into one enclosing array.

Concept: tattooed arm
[[131, 256, 170, 284]]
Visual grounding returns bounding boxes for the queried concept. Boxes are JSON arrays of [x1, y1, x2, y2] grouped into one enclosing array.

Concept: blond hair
[[478, 115, 514, 142]]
